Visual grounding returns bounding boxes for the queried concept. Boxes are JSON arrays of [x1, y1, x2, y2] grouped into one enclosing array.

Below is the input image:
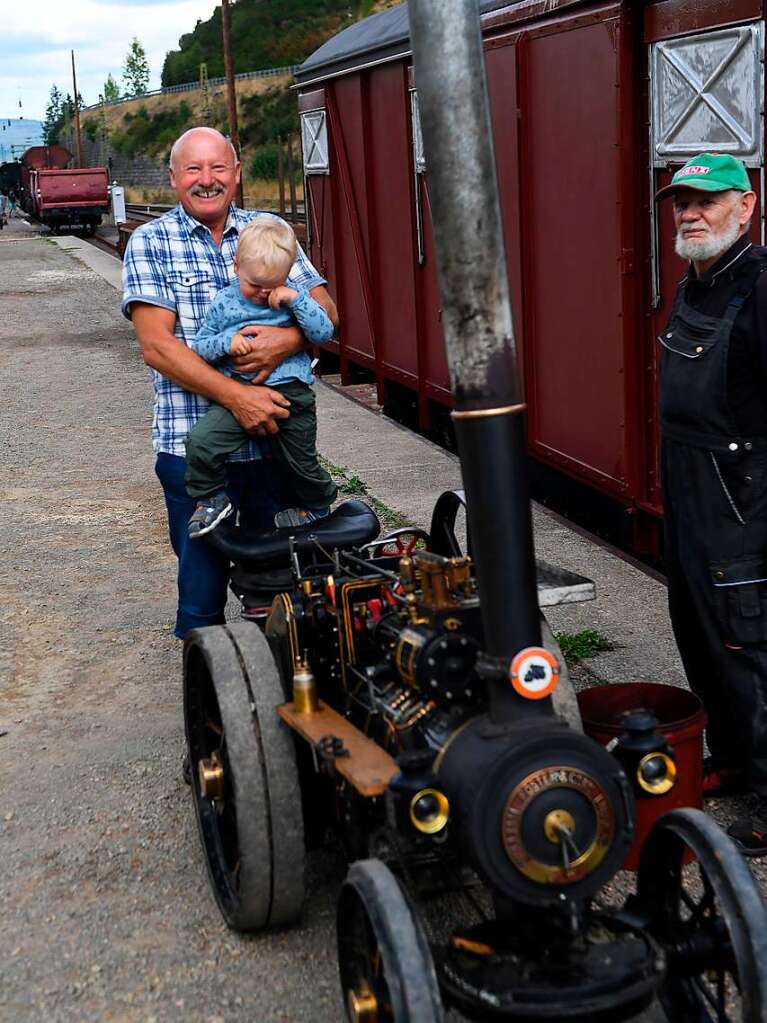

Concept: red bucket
[[577, 683, 706, 870]]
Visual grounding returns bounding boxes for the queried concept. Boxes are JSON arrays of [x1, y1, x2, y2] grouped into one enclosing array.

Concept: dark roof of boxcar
[[296, 1, 524, 85]]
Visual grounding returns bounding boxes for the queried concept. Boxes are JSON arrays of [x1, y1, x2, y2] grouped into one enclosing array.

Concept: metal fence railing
[[81, 65, 300, 114]]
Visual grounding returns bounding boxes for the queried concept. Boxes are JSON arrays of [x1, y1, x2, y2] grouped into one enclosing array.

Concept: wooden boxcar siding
[[327, 76, 377, 369], [367, 62, 421, 386], [302, 0, 765, 522], [305, 1, 635, 495], [302, 90, 336, 305], [520, 14, 629, 494]]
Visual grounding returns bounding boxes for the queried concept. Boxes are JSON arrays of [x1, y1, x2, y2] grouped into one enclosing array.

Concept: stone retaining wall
[[59, 129, 169, 189]]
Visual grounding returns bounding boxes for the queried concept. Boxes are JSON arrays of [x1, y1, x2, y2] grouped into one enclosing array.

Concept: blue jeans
[[155, 453, 295, 639]]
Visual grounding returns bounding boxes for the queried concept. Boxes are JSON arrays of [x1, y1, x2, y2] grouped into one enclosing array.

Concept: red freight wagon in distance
[[295, 0, 766, 558], [18, 143, 71, 212], [30, 165, 109, 236], [20, 146, 109, 236]]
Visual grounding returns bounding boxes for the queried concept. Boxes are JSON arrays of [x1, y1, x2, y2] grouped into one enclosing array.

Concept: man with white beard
[[655, 153, 767, 854]]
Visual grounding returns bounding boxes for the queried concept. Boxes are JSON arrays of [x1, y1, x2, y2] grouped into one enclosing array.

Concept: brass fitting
[[198, 751, 225, 801], [293, 659, 319, 714], [347, 983, 378, 1023], [544, 809, 576, 844]]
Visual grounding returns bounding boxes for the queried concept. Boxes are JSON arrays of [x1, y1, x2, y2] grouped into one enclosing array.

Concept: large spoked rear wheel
[[337, 859, 443, 1023], [183, 621, 305, 931], [636, 808, 767, 1022]]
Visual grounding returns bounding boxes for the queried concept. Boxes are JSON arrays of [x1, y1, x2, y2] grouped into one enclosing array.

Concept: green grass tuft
[[555, 629, 613, 666], [341, 474, 368, 496]]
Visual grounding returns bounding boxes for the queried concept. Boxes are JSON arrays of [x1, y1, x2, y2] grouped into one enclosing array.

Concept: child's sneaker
[[274, 507, 330, 529], [188, 492, 233, 539]]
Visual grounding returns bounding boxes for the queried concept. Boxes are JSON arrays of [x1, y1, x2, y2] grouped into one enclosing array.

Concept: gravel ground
[[2, 216, 766, 1023], [0, 223, 343, 1023]]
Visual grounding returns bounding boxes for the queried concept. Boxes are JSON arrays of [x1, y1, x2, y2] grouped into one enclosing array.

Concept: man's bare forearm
[[137, 326, 289, 434], [138, 327, 247, 408]]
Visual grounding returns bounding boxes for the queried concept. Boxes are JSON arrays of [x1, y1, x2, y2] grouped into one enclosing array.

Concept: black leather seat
[[205, 499, 381, 570]]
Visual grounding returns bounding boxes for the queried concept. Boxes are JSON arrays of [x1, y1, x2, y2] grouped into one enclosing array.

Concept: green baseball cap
[[655, 153, 752, 201]]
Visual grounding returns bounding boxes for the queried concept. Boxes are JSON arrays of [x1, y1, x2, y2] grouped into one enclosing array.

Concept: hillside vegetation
[[162, 0, 400, 86], [73, 0, 401, 198]]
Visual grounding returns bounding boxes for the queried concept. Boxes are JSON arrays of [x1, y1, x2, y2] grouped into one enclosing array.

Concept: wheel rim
[[637, 808, 767, 1022], [185, 657, 243, 919], [659, 854, 740, 1019], [183, 624, 305, 932], [339, 885, 394, 1022], [337, 859, 443, 1023]]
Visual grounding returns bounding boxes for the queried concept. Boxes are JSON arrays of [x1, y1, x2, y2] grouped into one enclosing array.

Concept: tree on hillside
[[160, 0, 361, 87], [123, 38, 150, 97], [42, 84, 63, 145], [61, 91, 84, 115], [103, 74, 121, 104]]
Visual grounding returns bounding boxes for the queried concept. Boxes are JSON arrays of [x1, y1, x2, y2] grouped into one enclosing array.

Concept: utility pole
[[200, 63, 211, 123], [286, 134, 297, 221], [71, 50, 83, 167], [99, 95, 109, 167], [221, 0, 245, 208]]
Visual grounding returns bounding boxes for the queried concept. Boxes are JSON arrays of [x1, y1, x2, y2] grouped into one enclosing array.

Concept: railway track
[[114, 202, 307, 253], [124, 202, 306, 224]]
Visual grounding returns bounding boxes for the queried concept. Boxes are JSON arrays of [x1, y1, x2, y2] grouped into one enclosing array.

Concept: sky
[[2, 0, 220, 122], [0, 119, 44, 164]]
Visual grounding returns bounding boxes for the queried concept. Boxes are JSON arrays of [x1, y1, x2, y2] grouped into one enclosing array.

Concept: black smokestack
[[408, 0, 551, 723]]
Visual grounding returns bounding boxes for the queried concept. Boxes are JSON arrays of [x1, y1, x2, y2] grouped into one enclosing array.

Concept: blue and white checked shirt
[[121, 203, 326, 458]]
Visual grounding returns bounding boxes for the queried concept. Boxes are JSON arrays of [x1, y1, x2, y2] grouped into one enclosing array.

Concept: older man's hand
[[232, 323, 304, 384], [228, 382, 291, 436]]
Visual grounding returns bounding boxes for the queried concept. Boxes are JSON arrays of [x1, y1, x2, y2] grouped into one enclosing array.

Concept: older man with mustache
[[122, 127, 337, 641], [655, 154, 767, 853]]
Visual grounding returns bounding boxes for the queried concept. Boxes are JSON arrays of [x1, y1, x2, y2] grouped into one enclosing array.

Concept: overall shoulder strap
[[668, 277, 688, 320], [719, 255, 767, 324]]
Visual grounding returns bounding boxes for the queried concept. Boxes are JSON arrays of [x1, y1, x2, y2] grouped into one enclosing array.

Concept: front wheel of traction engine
[[183, 621, 305, 932], [338, 859, 444, 1023], [637, 808, 767, 1022]]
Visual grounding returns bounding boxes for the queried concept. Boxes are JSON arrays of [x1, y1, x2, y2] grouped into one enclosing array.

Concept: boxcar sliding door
[[518, 7, 633, 500]]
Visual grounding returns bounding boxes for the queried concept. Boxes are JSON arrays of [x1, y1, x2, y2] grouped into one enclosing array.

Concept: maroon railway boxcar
[[295, 0, 766, 555], [30, 165, 110, 235], [19, 144, 71, 213], [21, 146, 109, 235]]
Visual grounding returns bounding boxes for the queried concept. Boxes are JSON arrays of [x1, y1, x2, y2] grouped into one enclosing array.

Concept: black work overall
[[660, 257, 767, 792]]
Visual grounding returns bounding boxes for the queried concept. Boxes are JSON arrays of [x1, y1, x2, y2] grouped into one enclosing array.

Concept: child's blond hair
[[236, 218, 297, 281]]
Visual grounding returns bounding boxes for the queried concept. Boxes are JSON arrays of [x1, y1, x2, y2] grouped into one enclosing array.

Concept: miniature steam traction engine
[[182, 2, 767, 1019]]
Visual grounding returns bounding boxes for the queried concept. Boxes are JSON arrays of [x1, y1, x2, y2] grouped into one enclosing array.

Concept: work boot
[[702, 756, 748, 799], [188, 492, 233, 539], [727, 816, 767, 858]]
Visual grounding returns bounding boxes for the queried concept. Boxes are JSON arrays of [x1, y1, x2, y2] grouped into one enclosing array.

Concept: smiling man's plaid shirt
[[121, 202, 326, 459]]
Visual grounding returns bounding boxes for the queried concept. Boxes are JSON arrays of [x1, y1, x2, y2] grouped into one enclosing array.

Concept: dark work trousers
[[156, 453, 297, 639], [184, 381, 337, 511], [660, 264, 767, 794]]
